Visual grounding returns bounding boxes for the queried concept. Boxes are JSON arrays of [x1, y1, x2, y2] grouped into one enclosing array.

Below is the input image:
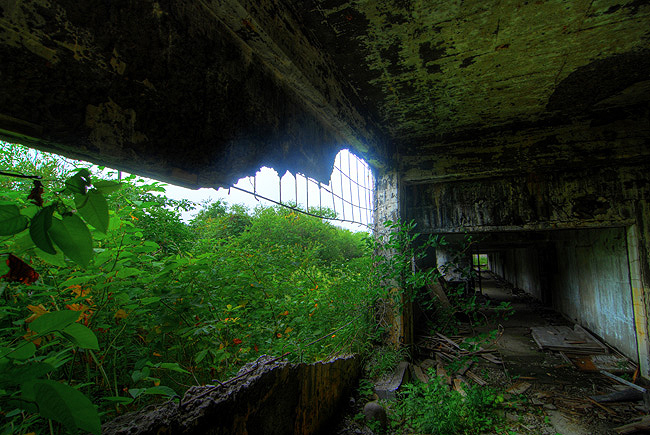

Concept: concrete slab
[[374, 361, 410, 400]]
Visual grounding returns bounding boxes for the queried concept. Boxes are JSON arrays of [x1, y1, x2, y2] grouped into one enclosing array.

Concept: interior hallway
[[474, 271, 644, 434]]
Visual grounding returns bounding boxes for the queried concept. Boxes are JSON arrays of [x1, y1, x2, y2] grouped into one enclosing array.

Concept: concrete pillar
[[627, 211, 650, 378], [374, 169, 413, 347]]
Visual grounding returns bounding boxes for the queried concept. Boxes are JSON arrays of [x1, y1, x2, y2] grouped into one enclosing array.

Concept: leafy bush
[[0, 142, 381, 433], [391, 372, 506, 434]]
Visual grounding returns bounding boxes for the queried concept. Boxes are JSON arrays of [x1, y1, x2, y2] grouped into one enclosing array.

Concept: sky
[[159, 149, 375, 232]]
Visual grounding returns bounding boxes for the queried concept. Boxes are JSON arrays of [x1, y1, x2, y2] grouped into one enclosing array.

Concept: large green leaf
[[22, 379, 101, 435], [29, 205, 56, 254], [93, 180, 122, 195], [61, 322, 99, 350], [0, 361, 53, 388], [49, 214, 93, 267], [64, 169, 91, 194], [30, 310, 79, 335], [0, 204, 28, 236], [75, 189, 109, 233], [158, 362, 189, 373], [0, 258, 8, 276], [1, 342, 36, 360], [34, 247, 66, 267]]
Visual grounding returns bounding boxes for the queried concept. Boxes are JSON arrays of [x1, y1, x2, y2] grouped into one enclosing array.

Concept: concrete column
[[374, 169, 413, 347], [627, 207, 650, 378]]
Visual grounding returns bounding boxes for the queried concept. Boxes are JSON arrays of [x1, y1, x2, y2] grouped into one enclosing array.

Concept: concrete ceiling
[[0, 0, 649, 187]]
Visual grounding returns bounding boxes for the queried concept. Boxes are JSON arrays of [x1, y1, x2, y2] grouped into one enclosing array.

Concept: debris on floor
[[530, 324, 608, 354], [335, 273, 650, 434], [614, 415, 650, 434], [572, 354, 636, 373], [416, 332, 503, 366]]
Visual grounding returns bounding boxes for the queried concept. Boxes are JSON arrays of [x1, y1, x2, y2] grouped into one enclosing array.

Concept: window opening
[[225, 149, 375, 231]]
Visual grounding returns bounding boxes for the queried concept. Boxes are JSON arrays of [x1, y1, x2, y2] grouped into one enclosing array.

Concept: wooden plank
[[586, 397, 617, 415], [530, 325, 608, 354], [574, 324, 608, 352], [465, 370, 488, 386], [436, 333, 461, 350], [507, 381, 532, 395], [481, 353, 502, 364], [412, 365, 429, 383], [600, 370, 647, 393], [615, 415, 650, 434], [590, 388, 644, 403], [453, 378, 467, 396], [455, 359, 474, 376]]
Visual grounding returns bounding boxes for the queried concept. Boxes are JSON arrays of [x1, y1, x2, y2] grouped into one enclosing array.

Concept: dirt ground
[[335, 272, 647, 434]]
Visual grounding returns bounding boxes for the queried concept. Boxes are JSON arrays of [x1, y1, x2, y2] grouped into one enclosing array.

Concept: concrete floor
[[475, 272, 642, 434]]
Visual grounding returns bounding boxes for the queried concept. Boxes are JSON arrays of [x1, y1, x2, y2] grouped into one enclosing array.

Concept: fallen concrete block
[[374, 361, 410, 400]]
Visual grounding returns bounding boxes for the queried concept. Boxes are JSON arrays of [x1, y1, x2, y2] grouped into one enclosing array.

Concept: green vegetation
[[0, 143, 379, 434], [0, 143, 514, 434], [391, 371, 507, 435]]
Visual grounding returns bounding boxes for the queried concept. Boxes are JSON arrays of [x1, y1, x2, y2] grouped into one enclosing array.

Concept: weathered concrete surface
[[101, 354, 361, 435], [1, 0, 648, 186], [0, 0, 387, 187], [298, 0, 650, 147], [373, 169, 415, 346]]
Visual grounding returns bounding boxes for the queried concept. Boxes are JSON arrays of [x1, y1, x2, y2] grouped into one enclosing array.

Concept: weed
[[365, 346, 409, 379], [357, 378, 375, 399], [390, 371, 507, 435]]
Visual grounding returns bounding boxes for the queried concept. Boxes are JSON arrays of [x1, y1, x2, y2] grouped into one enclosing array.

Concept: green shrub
[[391, 372, 506, 434]]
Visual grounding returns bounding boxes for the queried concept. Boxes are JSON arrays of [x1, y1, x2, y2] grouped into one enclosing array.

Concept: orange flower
[[66, 304, 90, 322], [233, 338, 243, 345], [66, 303, 87, 311], [280, 310, 289, 316], [68, 284, 90, 298]]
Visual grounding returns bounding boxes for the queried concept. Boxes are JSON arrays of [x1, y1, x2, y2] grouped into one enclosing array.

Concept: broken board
[[572, 354, 635, 373], [530, 324, 608, 354]]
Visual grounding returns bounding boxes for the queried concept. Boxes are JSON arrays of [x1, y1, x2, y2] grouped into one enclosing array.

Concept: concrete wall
[[488, 228, 638, 361], [399, 124, 650, 373], [373, 169, 414, 346], [102, 355, 361, 435], [552, 228, 637, 360], [488, 248, 544, 301]]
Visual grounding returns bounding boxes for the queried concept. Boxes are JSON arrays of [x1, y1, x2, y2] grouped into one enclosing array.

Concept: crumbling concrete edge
[[102, 354, 361, 435]]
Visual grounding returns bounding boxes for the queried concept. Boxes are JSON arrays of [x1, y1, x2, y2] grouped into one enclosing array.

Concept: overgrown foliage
[[1, 143, 513, 435], [390, 370, 508, 435], [0, 143, 380, 434]]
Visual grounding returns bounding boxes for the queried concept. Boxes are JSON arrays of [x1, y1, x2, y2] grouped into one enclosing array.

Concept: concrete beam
[[0, 0, 387, 187]]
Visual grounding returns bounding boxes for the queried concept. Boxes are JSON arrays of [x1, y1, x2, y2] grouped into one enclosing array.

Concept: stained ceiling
[[0, 0, 649, 186]]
